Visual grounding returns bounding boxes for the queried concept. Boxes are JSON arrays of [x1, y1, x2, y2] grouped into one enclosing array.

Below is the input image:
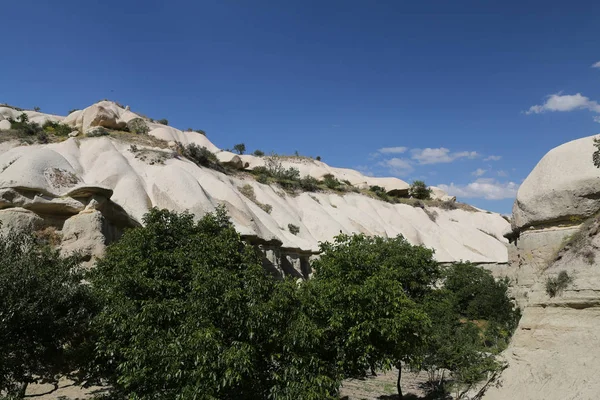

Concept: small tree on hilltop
[[409, 180, 432, 200], [233, 143, 246, 155]]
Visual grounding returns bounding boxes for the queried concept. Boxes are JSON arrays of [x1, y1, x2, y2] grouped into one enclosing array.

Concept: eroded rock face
[[484, 135, 600, 400], [512, 135, 600, 231]]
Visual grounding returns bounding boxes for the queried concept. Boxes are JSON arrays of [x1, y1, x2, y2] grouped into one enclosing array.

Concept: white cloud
[[472, 168, 487, 177], [377, 157, 414, 176], [410, 148, 478, 165], [438, 178, 519, 200], [497, 170, 508, 177], [592, 61, 600, 69], [594, 116, 600, 124], [378, 146, 408, 154], [526, 92, 600, 115], [484, 155, 502, 161]]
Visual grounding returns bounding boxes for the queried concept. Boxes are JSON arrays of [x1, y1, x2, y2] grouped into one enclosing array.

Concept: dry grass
[[238, 184, 273, 214], [35, 227, 62, 247]]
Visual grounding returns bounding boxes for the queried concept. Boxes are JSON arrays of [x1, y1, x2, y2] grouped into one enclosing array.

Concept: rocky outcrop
[[0, 101, 510, 269], [484, 134, 600, 400]]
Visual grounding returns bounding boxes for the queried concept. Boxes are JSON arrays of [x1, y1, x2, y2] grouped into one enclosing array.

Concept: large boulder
[[513, 135, 600, 230], [0, 119, 11, 131]]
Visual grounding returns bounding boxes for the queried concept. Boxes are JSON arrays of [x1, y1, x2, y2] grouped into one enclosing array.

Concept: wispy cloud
[[525, 92, 600, 115], [377, 157, 414, 176], [472, 168, 487, 177], [592, 61, 600, 69], [378, 146, 408, 154], [497, 170, 508, 177], [438, 178, 519, 200], [484, 155, 502, 161], [410, 148, 478, 165]]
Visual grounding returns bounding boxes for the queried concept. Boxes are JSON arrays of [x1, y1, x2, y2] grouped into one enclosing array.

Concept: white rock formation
[[485, 134, 600, 400], [0, 101, 510, 269]]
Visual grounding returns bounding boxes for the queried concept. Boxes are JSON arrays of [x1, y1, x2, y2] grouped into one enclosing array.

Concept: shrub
[[315, 156, 321, 161], [194, 129, 206, 135], [37, 132, 49, 144], [68, 108, 80, 114], [156, 118, 168, 125], [299, 175, 320, 192], [85, 126, 109, 137], [233, 143, 246, 155], [322, 174, 341, 190], [256, 174, 269, 184], [175, 142, 220, 169], [42, 120, 72, 136], [409, 180, 432, 200], [546, 270, 573, 297], [8, 113, 42, 135], [33, 106, 41, 112], [288, 223, 300, 235], [127, 118, 150, 134], [253, 149, 265, 157]]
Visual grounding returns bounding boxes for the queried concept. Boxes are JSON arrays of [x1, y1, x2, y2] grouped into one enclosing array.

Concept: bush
[[42, 120, 72, 136], [300, 175, 320, 192], [546, 270, 573, 297], [322, 174, 341, 190], [8, 113, 42, 135], [316, 156, 321, 161], [68, 108, 80, 114], [33, 106, 41, 112], [127, 118, 150, 134], [0, 228, 96, 397], [409, 180, 432, 200], [37, 132, 49, 144], [156, 118, 168, 125], [253, 149, 265, 157], [175, 142, 220, 169], [233, 143, 246, 155], [288, 223, 300, 235]]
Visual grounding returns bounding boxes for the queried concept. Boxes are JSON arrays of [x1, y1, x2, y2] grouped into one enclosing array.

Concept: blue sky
[[3, 0, 600, 214]]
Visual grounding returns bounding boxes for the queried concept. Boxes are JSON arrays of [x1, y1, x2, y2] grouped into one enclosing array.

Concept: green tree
[[233, 143, 246, 155], [304, 233, 439, 398], [0, 228, 96, 398], [409, 180, 432, 200], [415, 264, 520, 398], [90, 207, 338, 399]]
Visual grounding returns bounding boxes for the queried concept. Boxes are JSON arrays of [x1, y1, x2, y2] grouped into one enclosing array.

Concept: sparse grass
[[553, 213, 600, 266], [107, 130, 170, 148], [288, 223, 300, 235], [238, 184, 273, 214], [546, 270, 573, 297], [129, 144, 172, 165], [424, 208, 438, 222], [34, 227, 62, 247]]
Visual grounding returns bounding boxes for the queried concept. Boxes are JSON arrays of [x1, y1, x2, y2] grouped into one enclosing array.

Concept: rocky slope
[[484, 135, 600, 400], [0, 101, 509, 274]]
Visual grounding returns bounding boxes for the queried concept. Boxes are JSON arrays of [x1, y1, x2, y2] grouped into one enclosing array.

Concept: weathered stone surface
[[0, 119, 11, 130], [513, 135, 600, 230]]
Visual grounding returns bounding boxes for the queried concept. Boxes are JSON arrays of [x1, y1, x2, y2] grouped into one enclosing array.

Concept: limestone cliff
[[485, 135, 600, 400], [0, 101, 509, 274]]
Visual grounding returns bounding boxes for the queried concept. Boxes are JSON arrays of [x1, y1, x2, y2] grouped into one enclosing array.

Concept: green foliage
[[90, 208, 338, 399], [0, 228, 96, 398], [33, 106, 41, 112], [321, 174, 341, 190], [194, 129, 206, 136], [156, 118, 168, 125], [253, 149, 265, 157], [288, 223, 300, 235], [127, 118, 150, 135], [251, 157, 304, 192], [409, 180, 432, 200], [238, 184, 273, 214], [8, 113, 42, 136], [233, 143, 246, 155], [415, 263, 521, 396], [593, 137, 600, 168], [42, 120, 72, 136], [304, 233, 436, 381], [299, 175, 320, 192], [175, 142, 220, 170], [546, 270, 573, 297], [316, 156, 321, 161]]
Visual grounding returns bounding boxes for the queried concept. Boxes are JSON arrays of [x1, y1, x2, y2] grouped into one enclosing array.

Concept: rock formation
[[0, 101, 509, 275], [484, 135, 600, 400]]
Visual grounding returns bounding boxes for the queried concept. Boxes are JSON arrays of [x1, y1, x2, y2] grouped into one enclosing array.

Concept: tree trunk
[[397, 363, 403, 399]]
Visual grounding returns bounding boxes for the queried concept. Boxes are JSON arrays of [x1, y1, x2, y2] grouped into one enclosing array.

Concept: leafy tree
[[156, 118, 169, 125], [0, 227, 96, 398], [409, 180, 432, 200], [304, 233, 439, 397], [253, 149, 265, 157], [233, 143, 246, 155], [90, 207, 339, 399], [415, 264, 520, 398], [33, 106, 41, 112]]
